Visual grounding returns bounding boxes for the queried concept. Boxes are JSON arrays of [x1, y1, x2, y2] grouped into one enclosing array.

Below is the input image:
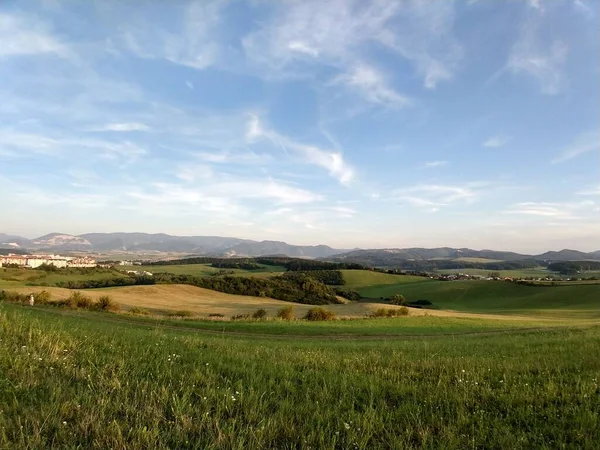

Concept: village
[[0, 253, 97, 269]]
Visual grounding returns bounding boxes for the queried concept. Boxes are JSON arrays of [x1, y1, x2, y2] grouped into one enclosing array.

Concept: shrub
[[35, 290, 52, 304], [370, 307, 409, 318], [167, 310, 193, 317], [252, 308, 268, 320], [277, 305, 295, 321], [231, 314, 251, 320], [67, 291, 92, 309], [389, 294, 407, 305], [94, 295, 119, 312], [129, 306, 149, 315], [208, 313, 225, 318], [304, 307, 336, 321]]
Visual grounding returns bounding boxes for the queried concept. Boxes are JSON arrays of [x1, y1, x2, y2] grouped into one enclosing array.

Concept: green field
[[358, 279, 600, 318], [121, 263, 286, 278], [1, 303, 598, 449], [0, 267, 125, 289], [340, 269, 430, 288]]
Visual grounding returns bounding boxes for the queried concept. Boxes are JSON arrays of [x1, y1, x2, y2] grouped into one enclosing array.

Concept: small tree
[[277, 305, 295, 321], [389, 294, 406, 305], [252, 308, 268, 320], [304, 307, 336, 321], [95, 295, 119, 312]]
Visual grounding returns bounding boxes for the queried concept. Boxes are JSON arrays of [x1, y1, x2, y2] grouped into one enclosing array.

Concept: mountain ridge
[[1, 232, 599, 261]]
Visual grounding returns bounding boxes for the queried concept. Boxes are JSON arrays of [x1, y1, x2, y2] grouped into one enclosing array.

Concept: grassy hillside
[[0, 267, 125, 289], [122, 263, 286, 278], [341, 269, 429, 288], [1, 304, 598, 449], [360, 280, 600, 318]]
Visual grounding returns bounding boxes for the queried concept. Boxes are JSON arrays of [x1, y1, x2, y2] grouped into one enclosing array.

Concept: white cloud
[[334, 64, 411, 107], [424, 160, 448, 168], [552, 131, 600, 163], [503, 201, 595, 220], [97, 122, 150, 132], [392, 183, 481, 211], [242, 0, 462, 90], [507, 19, 568, 95], [0, 129, 146, 164], [0, 13, 68, 58], [185, 81, 194, 90], [483, 136, 512, 148], [246, 115, 354, 185], [577, 185, 600, 196], [122, 0, 224, 70]]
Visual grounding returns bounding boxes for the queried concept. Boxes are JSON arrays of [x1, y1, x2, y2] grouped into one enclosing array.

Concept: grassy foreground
[[1, 303, 599, 449]]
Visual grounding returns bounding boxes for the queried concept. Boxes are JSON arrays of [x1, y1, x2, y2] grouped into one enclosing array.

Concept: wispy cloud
[[423, 160, 448, 168], [96, 122, 150, 132], [0, 129, 146, 164], [391, 183, 482, 211], [483, 135, 512, 148], [122, 0, 224, 70], [0, 13, 69, 58], [507, 18, 568, 95], [552, 130, 599, 163], [246, 115, 354, 185], [577, 185, 600, 196], [503, 200, 595, 220], [333, 63, 411, 107], [242, 0, 462, 90]]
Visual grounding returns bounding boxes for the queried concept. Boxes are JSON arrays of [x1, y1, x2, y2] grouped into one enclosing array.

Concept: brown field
[[10, 284, 579, 322]]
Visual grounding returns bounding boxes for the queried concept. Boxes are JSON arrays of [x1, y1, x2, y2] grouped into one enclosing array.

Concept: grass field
[[0, 267, 124, 289], [359, 280, 600, 318], [121, 263, 286, 278], [437, 267, 555, 278], [1, 303, 598, 449], [341, 270, 430, 288]]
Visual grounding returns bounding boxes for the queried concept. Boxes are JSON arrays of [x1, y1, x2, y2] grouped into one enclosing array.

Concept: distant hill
[[327, 247, 600, 267], [1, 231, 599, 262], [222, 240, 343, 258], [0, 233, 32, 248], [0, 232, 345, 258], [535, 249, 597, 261]]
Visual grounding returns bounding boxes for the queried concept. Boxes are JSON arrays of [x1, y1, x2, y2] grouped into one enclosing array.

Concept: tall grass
[[0, 304, 598, 449]]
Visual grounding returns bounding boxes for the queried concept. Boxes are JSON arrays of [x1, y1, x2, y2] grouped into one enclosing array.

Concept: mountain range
[[1, 232, 599, 262]]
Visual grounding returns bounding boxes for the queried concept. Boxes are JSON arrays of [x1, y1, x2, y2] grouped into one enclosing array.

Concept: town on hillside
[[0, 253, 97, 269]]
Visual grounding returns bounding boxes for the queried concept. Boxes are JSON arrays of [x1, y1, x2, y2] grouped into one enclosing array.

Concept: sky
[[0, 0, 599, 253]]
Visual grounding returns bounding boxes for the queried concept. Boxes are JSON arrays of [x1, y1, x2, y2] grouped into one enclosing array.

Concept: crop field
[[358, 280, 600, 318], [437, 267, 556, 279], [0, 267, 125, 289], [121, 263, 286, 278], [1, 303, 599, 449], [340, 270, 430, 288]]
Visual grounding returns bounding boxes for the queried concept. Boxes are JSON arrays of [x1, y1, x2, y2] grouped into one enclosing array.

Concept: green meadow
[[1, 303, 599, 449]]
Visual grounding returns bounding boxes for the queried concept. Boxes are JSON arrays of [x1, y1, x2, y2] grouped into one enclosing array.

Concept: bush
[[208, 313, 225, 318], [35, 290, 52, 304], [389, 294, 407, 305], [231, 314, 251, 320], [67, 291, 92, 309], [129, 307, 149, 315], [277, 305, 295, 321], [252, 308, 268, 320], [94, 295, 119, 312], [167, 310, 193, 317], [370, 307, 409, 318], [304, 307, 336, 321]]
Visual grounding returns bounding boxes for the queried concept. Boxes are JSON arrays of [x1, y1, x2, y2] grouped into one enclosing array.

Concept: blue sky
[[0, 0, 598, 252]]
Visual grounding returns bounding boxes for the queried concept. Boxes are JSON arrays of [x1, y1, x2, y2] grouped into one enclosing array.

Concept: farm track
[[20, 305, 590, 341]]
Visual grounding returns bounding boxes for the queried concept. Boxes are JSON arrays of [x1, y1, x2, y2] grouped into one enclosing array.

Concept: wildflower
[[344, 423, 350, 430], [63, 421, 67, 425]]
